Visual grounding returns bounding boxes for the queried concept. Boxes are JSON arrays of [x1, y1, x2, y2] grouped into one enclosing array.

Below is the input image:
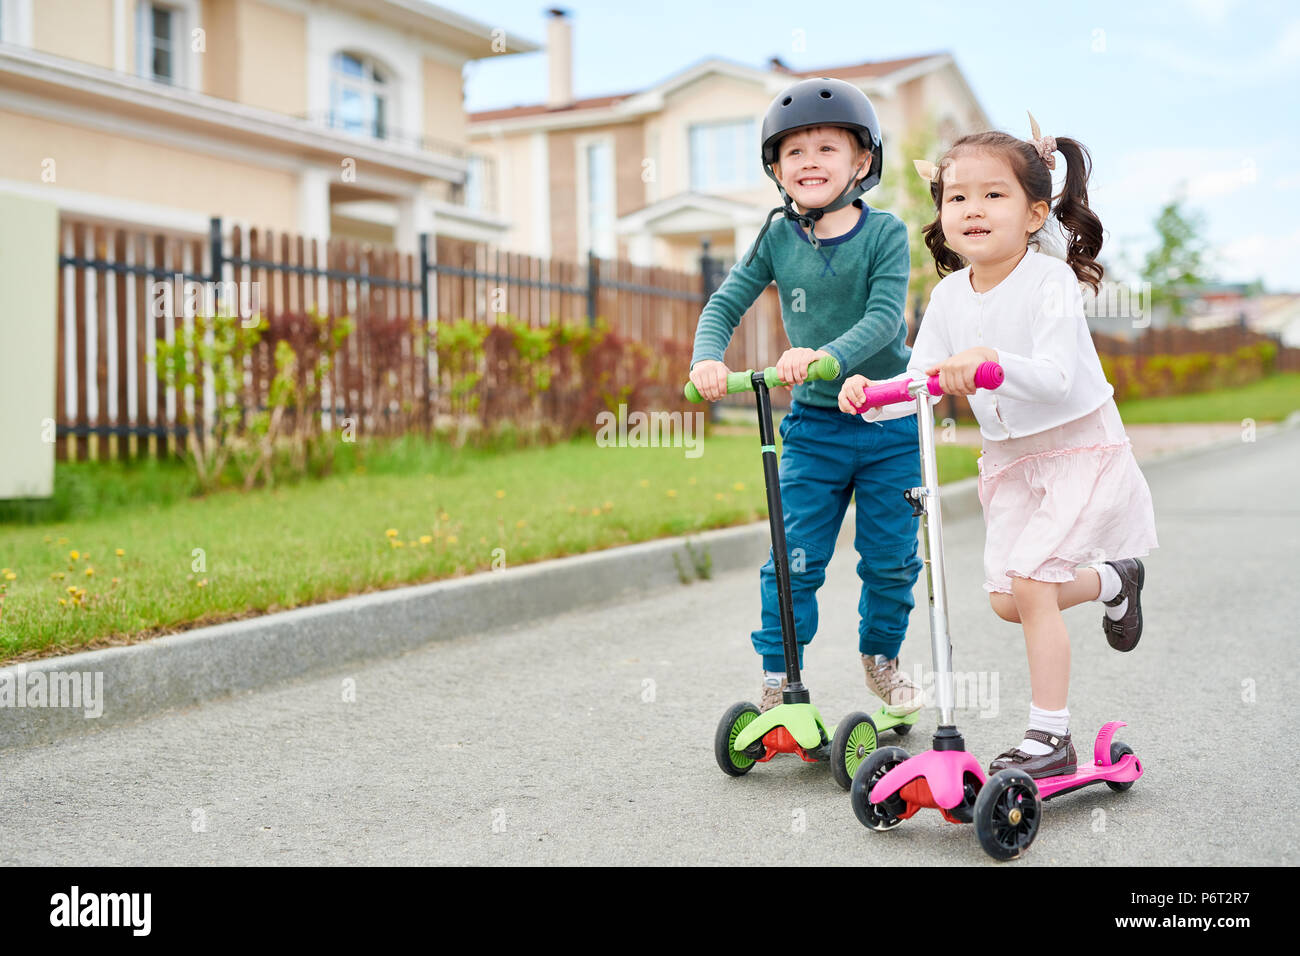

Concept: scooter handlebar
[[684, 355, 841, 403], [849, 361, 1004, 413]]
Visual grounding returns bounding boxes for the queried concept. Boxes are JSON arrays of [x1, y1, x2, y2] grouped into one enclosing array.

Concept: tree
[[1141, 196, 1212, 320], [875, 118, 944, 331]]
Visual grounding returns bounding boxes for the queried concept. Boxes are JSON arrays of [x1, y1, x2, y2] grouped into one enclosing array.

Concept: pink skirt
[[976, 398, 1158, 594]]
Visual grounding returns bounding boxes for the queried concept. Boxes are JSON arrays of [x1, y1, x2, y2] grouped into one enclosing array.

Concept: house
[[467, 8, 991, 272], [0, 0, 538, 249]]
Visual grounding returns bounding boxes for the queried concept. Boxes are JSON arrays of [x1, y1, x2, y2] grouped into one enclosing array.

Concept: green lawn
[[0, 431, 980, 662], [1115, 372, 1300, 423]]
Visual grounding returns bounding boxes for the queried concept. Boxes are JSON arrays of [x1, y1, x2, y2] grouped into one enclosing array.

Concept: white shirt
[[865, 248, 1114, 441]]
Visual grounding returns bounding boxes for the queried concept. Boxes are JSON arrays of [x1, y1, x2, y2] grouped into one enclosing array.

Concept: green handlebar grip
[[684, 355, 841, 402]]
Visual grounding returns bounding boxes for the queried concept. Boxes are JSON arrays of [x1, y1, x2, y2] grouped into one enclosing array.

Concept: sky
[[433, 0, 1300, 292]]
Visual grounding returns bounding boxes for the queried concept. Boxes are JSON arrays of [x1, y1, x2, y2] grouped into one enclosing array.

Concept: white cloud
[[1092, 147, 1263, 207], [1140, 20, 1300, 86], [1215, 228, 1300, 289]]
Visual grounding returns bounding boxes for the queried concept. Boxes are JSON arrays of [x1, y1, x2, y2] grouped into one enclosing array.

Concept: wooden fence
[[51, 214, 1300, 460], [52, 218, 718, 461]]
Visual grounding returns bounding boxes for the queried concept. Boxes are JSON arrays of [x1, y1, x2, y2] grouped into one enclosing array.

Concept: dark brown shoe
[[1102, 558, 1145, 652], [987, 730, 1076, 779]]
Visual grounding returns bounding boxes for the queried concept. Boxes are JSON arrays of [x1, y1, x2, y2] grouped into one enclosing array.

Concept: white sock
[[1019, 703, 1069, 756], [1092, 563, 1129, 619], [872, 653, 891, 665], [763, 670, 784, 686], [1093, 562, 1121, 602]]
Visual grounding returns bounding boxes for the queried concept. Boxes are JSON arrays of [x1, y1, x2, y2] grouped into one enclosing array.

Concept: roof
[[468, 54, 949, 124]]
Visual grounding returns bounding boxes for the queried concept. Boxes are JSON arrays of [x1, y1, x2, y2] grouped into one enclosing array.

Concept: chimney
[[547, 9, 573, 109]]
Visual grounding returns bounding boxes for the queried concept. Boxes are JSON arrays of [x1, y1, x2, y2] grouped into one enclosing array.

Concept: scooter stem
[[753, 374, 809, 703], [911, 381, 957, 725]]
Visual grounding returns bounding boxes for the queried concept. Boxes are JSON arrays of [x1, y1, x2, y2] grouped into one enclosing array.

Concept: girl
[[836, 114, 1158, 778]]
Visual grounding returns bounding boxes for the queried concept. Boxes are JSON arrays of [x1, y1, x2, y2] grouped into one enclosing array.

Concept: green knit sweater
[[689, 201, 913, 408]]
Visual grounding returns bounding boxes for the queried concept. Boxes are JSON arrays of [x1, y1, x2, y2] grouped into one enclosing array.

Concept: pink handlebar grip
[[850, 361, 1003, 413]]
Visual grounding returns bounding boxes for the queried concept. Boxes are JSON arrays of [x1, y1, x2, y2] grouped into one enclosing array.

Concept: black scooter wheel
[[1106, 742, 1138, 792], [715, 702, 763, 777], [830, 712, 878, 791], [849, 746, 912, 831], [974, 769, 1041, 861]]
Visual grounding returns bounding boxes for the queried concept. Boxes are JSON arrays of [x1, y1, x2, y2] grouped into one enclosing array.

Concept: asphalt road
[[1, 429, 1297, 866]]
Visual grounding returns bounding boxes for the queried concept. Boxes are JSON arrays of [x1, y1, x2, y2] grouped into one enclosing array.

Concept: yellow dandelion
[[50, 572, 65, 580], [689, 477, 697, 485], [495, 490, 506, 499], [666, 489, 678, 498], [197, 579, 208, 588], [3, 572, 14, 581], [715, 493, 725, 500], [66, 585, 78, 594], [385, 528, 398, 538], [419, 535, 433, 544], [85, 567, 95, 577], [603, 501, 613, 510], [57, 537, 68, 545], [515, 520, 526, 528], [393, 540, 405, 548], [590, 507, 601, 516], [446, 536, 458, 545], [733, 482, 745, 491], [439, 512, 450, 521], [478, 536, 487, 544], [111, 577, 120, 585], [638, 479, 649, 487], [568, 505, 576, 513], [58, 598, 67, 606], [69, 550, 80, 561], [115, 548, 125, 557]]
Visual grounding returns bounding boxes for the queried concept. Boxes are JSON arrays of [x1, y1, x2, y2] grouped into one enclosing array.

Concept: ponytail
[[1051, 137, 1104, 292]]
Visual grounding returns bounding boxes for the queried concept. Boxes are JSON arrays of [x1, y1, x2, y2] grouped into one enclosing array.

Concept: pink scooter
[[847, 363, 1143, 860]]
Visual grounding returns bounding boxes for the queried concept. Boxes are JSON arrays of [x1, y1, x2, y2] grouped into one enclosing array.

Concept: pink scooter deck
[[869, 722, 1142, 811], [1036, 720, 1143, 799]]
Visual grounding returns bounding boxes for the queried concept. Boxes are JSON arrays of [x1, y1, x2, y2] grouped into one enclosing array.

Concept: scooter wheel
[[974, 769, 1041, 861], [830, 712, 878, 791], [1106, 742, 1137, 792], [893, 722, 912, 738], [715, 702, 762, 777], [850, 746, 912, 831]]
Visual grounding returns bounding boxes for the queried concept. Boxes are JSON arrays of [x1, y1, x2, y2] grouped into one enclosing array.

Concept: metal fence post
[[586, 250, 599, 328], [420, 232, 432, 436]]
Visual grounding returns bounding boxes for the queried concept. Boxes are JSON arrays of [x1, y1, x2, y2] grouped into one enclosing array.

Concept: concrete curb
[[3, 414, 1295, 751]]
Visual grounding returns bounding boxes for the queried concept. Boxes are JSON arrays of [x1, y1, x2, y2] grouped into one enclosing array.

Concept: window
[[463, 155, 486, 212], [330, 52, 390, 140], [585, 140, 615, 258], [138, 3, 180, 84], [689, 119, 759, 192]]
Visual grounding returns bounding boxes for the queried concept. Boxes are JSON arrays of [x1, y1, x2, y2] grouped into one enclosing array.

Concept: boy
[[689, 77, 923, 714]]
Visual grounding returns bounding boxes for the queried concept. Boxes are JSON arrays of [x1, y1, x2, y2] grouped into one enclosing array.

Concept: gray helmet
[[745, 77, 884, 264]]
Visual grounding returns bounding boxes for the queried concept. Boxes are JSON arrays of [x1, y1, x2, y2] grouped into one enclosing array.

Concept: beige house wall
[[203, 0, 240, 101], [548, 129, 578, 264], [423, 57, 465, 148], [236, 0, 307, 116], [653, 73, 771, 205], [0, 110, 299, 229], [478, 131, 537, 256], [33, 0, 115, 68]]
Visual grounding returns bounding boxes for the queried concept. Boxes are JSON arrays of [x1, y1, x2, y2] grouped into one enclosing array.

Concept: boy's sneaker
[[1102, 558, 1145, 652], [862, 656, 921, 716], [760, 677, 787, 712]]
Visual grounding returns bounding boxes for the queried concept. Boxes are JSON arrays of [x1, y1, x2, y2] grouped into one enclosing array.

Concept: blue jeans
[[752, 401, 924, 673]]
